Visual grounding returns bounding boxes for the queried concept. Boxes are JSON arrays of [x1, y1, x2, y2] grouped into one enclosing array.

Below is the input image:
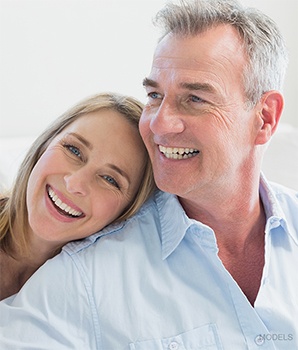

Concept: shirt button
[[270, 217, 280, 228], [168, 341, 179, 350], [255, 335, 265, 346]]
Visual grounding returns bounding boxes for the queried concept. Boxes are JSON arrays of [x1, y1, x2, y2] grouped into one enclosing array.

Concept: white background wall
[[1, 0, 297, 139]]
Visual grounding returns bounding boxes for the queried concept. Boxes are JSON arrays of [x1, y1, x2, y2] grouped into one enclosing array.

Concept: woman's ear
[[254, 90, 284, 145]]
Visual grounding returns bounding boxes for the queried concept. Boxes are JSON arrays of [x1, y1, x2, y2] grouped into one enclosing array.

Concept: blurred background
[[0, 0, 297, 138]]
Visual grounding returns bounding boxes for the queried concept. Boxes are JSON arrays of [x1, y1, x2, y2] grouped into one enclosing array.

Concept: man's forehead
[[152, 56, 203, 71], [152, 25, 245, 72]]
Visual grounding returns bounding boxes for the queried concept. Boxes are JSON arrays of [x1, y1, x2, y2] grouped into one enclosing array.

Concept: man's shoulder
[[268, 180, 298, 204]]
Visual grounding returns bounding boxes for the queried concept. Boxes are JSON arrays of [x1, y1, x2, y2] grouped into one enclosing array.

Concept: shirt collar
[[259, 173, 284, 219], [260, 173, 297, 244], [155, 190, 195, 260], [156, 174, 297, 260]]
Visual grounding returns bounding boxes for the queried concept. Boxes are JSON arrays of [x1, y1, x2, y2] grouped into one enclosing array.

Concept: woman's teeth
[[159, 145, 200, 159], [48, 187, 83, 217]]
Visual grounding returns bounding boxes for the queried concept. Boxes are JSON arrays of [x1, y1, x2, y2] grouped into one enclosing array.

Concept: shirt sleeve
[[0, 250, 101, 350]]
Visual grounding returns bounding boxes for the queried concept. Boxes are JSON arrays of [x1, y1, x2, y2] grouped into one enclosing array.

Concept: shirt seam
[[66, 251, 103, 350]]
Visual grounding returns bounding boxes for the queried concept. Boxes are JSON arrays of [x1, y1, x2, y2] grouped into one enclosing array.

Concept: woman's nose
[[63, 169, 90, 196]]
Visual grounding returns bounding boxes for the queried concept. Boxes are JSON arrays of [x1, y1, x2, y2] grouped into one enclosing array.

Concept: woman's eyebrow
[[66, 132, 93, 150]]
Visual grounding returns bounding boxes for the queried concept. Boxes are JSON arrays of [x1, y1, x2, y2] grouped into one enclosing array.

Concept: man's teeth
[[48, 187, 83, 217], [159, 145, 199, 159]]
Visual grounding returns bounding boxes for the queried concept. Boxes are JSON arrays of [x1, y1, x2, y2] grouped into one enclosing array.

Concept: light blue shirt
[[1, 175, 298, 349]]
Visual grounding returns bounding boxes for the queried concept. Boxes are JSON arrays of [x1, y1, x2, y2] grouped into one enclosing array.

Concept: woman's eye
[[102, 175, 120, 189], [64, 144, 82, 158]]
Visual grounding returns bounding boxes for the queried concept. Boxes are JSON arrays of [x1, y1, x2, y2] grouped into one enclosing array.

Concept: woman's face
[[26, 109, 147, 248]]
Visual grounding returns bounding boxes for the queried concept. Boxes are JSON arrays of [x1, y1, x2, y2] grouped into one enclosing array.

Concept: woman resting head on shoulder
[[0, 92, 155, 300]]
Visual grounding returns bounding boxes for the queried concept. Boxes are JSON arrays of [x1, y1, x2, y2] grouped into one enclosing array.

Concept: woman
[[0, 92, 155, 300]]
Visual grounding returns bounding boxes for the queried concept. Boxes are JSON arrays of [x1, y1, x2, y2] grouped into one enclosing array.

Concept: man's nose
[[149, 101, 185, 136]]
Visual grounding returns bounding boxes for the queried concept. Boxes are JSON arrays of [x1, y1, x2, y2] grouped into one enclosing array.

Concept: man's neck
[[179, 179, 267, 306], [179, 173, 265, 245]]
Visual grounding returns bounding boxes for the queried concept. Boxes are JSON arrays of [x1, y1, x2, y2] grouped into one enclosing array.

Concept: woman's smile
[[46, 185, 85, 220]]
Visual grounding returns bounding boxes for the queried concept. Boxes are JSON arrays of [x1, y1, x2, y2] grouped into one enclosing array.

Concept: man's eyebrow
[[142, 77, 159, 88], [180, 82, 216, 93], [66, 132, 93, 150], [143, 78, 215, 94]]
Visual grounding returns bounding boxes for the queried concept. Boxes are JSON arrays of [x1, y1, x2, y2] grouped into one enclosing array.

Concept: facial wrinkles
[[198, 50, 246, 108], [147, 32, 249, 141], [152, 58, 236, 115], [155, 26, 247, 102], [151, 65, 235, 132]]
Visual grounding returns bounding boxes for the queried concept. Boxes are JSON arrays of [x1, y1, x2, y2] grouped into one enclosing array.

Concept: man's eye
[[64, 144, 81, 158], [102, 175, 120, 189], [190, 95, 204, 103], [147, 92, 162, 100]]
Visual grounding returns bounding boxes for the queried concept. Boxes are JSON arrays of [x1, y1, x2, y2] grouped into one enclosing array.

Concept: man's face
[[140, 24, 260, 201]]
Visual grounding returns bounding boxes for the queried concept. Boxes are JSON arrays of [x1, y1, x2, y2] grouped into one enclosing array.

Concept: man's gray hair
[[154, 0, 288, 109]]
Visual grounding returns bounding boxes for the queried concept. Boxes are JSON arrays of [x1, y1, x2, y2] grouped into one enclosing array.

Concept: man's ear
[[254, 90, 284, 146]]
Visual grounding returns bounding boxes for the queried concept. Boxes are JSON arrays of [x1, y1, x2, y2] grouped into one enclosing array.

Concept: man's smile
[[158, 145, 200, 159]]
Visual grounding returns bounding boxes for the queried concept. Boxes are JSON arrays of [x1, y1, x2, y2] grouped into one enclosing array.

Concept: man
[[1, 0, 297, 349]]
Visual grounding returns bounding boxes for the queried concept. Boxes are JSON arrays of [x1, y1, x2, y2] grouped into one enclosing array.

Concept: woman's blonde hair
[[0, 92, 155, 257]]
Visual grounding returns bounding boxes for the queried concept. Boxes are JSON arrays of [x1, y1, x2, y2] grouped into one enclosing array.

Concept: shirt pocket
[[129, 323, 223, 350]]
